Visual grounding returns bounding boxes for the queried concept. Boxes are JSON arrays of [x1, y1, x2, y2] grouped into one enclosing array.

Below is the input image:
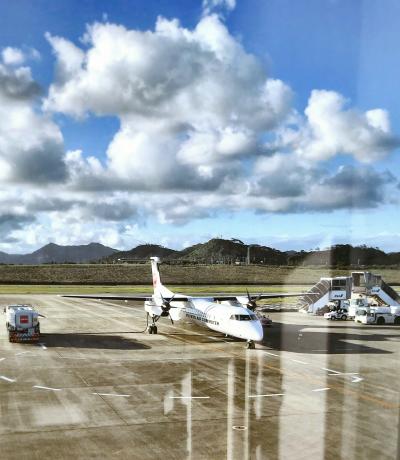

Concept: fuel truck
[[4, 305, 43, 342]]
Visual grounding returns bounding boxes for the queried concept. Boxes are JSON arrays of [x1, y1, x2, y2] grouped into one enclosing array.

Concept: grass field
[[0, 263, 399, 286]]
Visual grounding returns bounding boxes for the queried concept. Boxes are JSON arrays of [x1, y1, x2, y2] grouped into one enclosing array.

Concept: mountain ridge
[[1, 239, 400, 266]]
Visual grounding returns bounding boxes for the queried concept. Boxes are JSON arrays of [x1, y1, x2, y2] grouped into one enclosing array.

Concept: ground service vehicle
[[355, 307, 400, 325], [324, 308, 349, 321], [4, 305, 42, 342]]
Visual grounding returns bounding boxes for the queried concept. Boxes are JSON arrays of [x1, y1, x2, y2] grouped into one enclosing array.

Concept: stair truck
[[4, 305, 43, 342]]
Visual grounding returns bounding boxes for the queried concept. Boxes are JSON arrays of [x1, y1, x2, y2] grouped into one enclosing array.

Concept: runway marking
[[0, 358, 6, 362], [291, 359, 309, 365], [322, 367, 340, 374], [312, 387, 330, 392], [328, 372, 359, 376], [265, 352, 279, 357], [248, 393, 284, 398], [39, 343, 47, 350], [256, 360, 396, 409], [0, 375, 16, 383], [16, 351, 32, 356], [323, 368, 361, 377], [59, 356, 87, 360], [93, 392, 131, 397], [33, 385, 61, 391], [351, 376, 364, 383], [169, 396, 210, 399]]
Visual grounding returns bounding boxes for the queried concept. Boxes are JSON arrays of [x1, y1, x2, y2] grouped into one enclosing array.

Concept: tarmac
[[0, 294, 399, 460]]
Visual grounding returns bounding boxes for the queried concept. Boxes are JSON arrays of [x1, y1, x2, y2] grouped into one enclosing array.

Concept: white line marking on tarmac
[[169, 396, 210, 399], [39, 343, 47, 350], [248, 393, 284, 398], [328, 372, 359, 376], [0, 375, 15, 383], [93, 393, 131, 397], [351, 376, 364, 383], [58, 356, 87, 360], [265, 352, 279, 357], [0, 358, 6, 362], [322, 368, 340, 374], [312, 388, 330, 392], [16, 351, 32, 356], [291, 359, 309, 365], [33, 385, 61, 391]]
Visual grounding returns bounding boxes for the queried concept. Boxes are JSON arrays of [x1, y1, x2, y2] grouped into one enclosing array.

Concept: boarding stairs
[[298, 279, 331, 313], [369, 281, 400, 307]]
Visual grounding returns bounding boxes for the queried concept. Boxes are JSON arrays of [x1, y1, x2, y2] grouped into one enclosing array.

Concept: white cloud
[[202, 0, 236, 16], [2, 47, 25, 65], [2, 47, 40, 66], [44, 16, 292, 193], [39, 18, 399, 228], [0, 63, 66, 184], [285, 90, 399, 163]]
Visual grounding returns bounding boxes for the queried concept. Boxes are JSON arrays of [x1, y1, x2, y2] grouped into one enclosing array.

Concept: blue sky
[[0, 0, 399, 252]]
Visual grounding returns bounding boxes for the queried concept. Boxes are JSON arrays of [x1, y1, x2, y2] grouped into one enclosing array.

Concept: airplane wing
[[61, 294, 191, 302], [211, 293, 316, 301], [61, 294, 152, 301], [62, 292, 313, 302]]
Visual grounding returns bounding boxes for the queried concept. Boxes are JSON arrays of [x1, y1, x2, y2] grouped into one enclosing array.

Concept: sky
[[0, 0, 399, 253]]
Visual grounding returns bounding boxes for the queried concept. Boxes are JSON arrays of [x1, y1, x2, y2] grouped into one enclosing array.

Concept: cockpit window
[[230, 314, 257, 321]]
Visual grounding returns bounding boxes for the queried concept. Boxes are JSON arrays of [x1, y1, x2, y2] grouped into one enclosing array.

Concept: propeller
[[246, 289, 262, 311], [160, 294, 176, 324]]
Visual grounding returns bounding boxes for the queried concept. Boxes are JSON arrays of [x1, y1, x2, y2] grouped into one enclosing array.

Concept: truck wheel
[[394, 317, 400, 325], [341, 315, 347, 321], [377, 317, 385, 325]]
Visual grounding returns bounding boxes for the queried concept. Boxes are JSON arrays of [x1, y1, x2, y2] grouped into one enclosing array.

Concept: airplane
[[63, 257, 315, 349]]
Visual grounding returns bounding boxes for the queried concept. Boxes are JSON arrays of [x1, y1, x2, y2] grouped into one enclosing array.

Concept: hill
[[102, 244, 177, 263], [0, 243, 117, 264], [289, 244, 393, 266], [171, 238, 287, 264]]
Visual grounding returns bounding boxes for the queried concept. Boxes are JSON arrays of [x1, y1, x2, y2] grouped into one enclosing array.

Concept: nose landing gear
[[246, 340, 255, 349], [147, 313, 160, 334], [148, 324, 158, 334]]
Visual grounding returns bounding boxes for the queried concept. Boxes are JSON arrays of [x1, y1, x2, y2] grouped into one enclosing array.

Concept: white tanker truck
[[3, 305, 43, 342]]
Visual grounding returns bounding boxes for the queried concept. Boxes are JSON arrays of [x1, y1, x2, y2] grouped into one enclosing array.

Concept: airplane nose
[[248, 322, 264, 341]]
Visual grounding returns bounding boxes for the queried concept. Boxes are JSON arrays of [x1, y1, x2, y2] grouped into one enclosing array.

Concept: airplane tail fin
[[150, 257, 174, 300]]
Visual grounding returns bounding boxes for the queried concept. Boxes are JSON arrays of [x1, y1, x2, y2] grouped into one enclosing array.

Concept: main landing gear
[[246, 340, 255, 349]]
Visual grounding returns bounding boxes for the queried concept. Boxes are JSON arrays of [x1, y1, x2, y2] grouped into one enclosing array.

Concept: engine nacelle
[[144, 300, 162, 317]]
